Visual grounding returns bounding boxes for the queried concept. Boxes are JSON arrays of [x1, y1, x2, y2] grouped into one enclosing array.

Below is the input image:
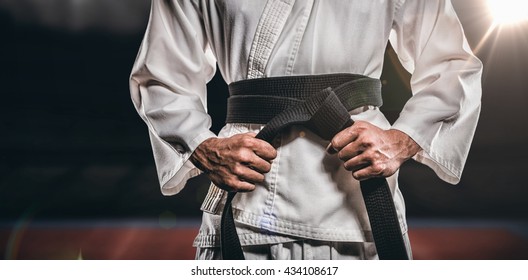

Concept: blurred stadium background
[[0, 0, 527, 259]]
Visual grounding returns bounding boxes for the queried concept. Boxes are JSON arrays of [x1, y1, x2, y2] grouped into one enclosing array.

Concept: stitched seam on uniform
[[247, 0, 296, 79], [285, 0, 314, 75], [262, 132, 283, 225]]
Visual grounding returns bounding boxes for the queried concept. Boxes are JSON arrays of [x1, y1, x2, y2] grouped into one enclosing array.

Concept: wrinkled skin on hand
[[190, 133, 277, 192], [328, 120, 421, 180]]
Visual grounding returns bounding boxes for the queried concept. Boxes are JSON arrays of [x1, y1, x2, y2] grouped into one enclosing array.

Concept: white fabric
[[129, 0, 482, 248], [195, 232, 413, 260]]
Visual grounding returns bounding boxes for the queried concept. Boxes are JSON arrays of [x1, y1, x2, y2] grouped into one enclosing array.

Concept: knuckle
[[241, 135, 255, 147], [360, 137, 372, 147], [337, 150, 346, 161], [237, 150, 252, 162], [357, 120, 370, 128], [331, 139, 340, 150], [362, 151, 378, 164], [354, 122, 365, 130], [360, 151, 372, 162], [371, 163, 384, 175], [337, 148, 351, 161], [225, 177, 237, 187], [269, 147, 278, 159], [232, 165, 243, 175]]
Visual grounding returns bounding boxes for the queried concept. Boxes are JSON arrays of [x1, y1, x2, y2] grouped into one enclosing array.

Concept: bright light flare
[[487, 0, 528, 25]]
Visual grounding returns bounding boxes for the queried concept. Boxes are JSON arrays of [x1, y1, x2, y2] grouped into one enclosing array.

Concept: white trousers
[[195, 233, 413, 260]]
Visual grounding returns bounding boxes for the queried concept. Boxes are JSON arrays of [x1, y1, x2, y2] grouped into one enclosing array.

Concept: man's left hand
[[328, 120, 421, 180]]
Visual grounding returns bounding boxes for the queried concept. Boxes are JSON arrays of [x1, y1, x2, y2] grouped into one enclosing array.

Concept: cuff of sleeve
[[391, 122, 461, 185], [160, 130, 217, 195]]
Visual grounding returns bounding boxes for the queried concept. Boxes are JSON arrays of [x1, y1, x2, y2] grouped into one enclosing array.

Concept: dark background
[[0, 0, 527, 226]]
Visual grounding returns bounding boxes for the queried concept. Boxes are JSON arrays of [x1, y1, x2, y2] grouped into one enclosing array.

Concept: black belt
[[221, 73, 408, 260]]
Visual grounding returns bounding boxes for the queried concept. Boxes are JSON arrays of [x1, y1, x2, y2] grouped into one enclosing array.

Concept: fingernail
[[326, 143, 337, 154]]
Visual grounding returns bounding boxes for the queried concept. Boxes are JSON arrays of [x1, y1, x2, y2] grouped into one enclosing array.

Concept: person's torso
[[193, 0, 408, 247]]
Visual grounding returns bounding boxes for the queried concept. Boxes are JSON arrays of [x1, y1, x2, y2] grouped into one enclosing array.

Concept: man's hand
[[328, 121, 421, 180], [190, 133, 277, 192]]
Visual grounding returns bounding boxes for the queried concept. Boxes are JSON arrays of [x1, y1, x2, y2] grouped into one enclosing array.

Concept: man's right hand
[[190, 133, 277, 192]]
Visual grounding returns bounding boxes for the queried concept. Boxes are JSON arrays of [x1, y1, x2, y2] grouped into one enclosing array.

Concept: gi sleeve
[[129, 0, 217, 195], [389, 0, 483, 184]]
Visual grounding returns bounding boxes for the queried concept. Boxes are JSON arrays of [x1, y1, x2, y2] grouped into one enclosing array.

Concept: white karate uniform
[[129, 0, 482, 259]]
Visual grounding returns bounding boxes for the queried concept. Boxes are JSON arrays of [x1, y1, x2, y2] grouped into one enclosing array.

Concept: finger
[[326, 142, 338, 154], [343, 153, 371, 172], [337, 141, 366, 162], [253, 141, 278, 161], [245, 156, 272, 174], [236, 134, 276, 160], [234, 148, 272, 171], [352, 163, 385, 181], [217, 176, 256, 192], [243, 132, 257, 137], [232, 180, 256, 192], [233, 164, 266, 183], [209, 173, 254, 192], [329, 126, 359, 153], [229, 179, 256, 192], [236, 132, 277, 161]]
